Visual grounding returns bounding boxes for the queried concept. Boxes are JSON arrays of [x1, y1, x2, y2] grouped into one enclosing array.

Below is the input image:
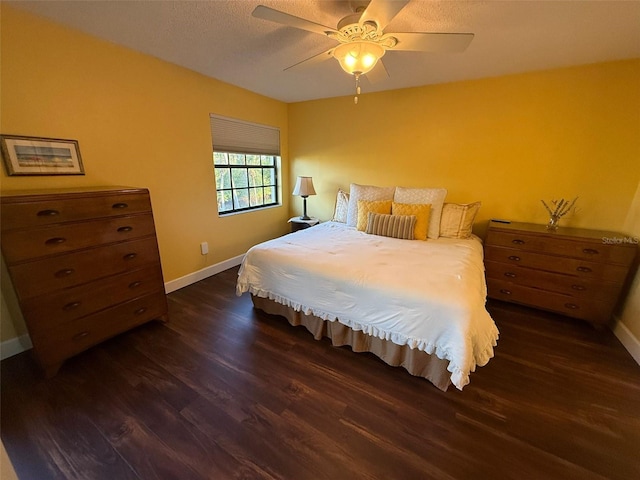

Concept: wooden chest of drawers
[[484, 221, 637, 327], [1, 187, 168, 376]]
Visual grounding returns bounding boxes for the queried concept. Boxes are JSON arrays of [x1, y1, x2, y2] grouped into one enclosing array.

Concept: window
[[210, 114, 280, 214], [213, 152, 278, 213]]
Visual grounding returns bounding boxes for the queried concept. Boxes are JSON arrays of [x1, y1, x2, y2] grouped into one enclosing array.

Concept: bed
[[236, 217, 499, 391]]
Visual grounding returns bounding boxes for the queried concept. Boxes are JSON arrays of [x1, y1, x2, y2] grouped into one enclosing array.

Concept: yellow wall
[[0, 6, 289, 340], [288, 60, 640, 237]]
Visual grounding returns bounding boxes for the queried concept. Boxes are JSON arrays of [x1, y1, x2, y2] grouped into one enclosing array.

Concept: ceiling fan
[[252, 0, 474, 102]]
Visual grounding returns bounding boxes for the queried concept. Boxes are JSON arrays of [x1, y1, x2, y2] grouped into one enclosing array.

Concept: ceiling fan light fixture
[[333, 41, 385, 75]]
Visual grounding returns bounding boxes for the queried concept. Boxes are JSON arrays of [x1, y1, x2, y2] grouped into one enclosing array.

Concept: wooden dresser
[[1, 186, 168, 376], [484, 221, 637, 327]]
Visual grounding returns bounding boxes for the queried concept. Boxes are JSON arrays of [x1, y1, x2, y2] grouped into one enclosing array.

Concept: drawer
[[1, 192, 151, 230], [486, 278, 614, 325], [22, 266, 165, 330], [30, 291, 168, 369], [485, 230, 635, 265], [1, 214, 157, 263], [484, 260, 623, 303], [8, 236, 162, 300], [484, 245, 629, 283]]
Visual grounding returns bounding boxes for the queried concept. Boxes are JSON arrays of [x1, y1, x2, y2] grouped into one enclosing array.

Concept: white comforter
[[236, 221, 499, 390]]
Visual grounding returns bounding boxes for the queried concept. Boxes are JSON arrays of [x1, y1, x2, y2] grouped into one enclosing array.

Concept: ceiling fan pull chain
[[354, 73, 361, 104]]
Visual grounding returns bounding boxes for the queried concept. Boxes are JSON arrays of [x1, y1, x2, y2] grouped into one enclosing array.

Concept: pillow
[[366, 213, 416, 240], [392, 202, 431, 241], [332, 189, 350, 223], [346, 183, 396, 227], [394, 187, 447, 239], [356, 200, 392, 231], [440, 202, 481, 239]]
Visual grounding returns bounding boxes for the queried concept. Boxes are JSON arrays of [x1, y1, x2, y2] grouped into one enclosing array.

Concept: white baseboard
[[0, 255, 244, 361], [164, 254, 244, 293], [613, 319, 640, 366], [0, 334, 32, 360]]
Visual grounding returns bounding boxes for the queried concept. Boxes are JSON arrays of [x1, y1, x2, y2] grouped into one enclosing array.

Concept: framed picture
[[1, 135, 85, 176]]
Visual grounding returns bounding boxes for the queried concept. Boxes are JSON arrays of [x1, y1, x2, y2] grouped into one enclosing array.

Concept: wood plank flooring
[[2, 266, 639, 479]]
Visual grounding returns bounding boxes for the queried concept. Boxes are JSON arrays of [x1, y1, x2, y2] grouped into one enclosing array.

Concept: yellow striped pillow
[[366, 213, 416, 240], [356, 200, 392, 231], [391, 202, 431, 240]]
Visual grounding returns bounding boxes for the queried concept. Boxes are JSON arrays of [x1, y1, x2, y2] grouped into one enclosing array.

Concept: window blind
[[210, 114, 280, 155]]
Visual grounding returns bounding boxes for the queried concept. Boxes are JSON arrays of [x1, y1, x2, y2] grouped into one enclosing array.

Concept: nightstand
[[288, 216, 319, 233], [484, 220, 637, 327]]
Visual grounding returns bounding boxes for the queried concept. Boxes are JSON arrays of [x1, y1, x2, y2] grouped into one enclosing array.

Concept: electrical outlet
[[200, 242, 208, 255]]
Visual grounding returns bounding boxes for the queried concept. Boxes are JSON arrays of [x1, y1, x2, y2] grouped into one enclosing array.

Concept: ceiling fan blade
[[392, 32, 474, 53], [359, 0, 410, 31], [284, 49, 335, 72], [365, 59, 389, 84], [252, 5, 337, 36]]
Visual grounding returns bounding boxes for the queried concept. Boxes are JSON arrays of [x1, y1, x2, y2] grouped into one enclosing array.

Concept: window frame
[[213, 151, 280, 215]]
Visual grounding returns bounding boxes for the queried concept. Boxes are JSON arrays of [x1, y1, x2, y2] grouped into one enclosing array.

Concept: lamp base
[[301, 196, 310, 221]]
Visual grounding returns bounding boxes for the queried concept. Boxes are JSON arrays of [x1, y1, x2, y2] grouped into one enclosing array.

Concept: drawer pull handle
[[117, 226, 133, 233], [63, 301, 81, 311], [582, 248, 599, 255], [511, 239, 525, 245], [507, 255, 521, 261], [571, 284, 586, 291], [45, 237, 66, 246], [134, 307, 147, 315], [129, 281, 142, 289], [123, 253, 137, 260], [499, 289, 512, 295], [112, 202, 129, 209], [564, 303, 580, 310], [55, 268, 75, 278], [72, 331, 90, 341], [504, 272, 517, 278], [37, 209, 59, 217], [576, 266, 592, 273]]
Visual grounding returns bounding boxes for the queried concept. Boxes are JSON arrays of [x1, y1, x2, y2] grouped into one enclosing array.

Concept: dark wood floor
[[2, 267, 640, 480]]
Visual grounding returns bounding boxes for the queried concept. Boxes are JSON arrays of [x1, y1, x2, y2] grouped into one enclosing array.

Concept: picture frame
[[1, 134, 85, 176]]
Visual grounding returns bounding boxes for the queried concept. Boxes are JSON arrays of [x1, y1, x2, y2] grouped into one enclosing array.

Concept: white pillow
[[393, 186, 447, 239], [346, 183, 395, 227], [331, 189, 349, 223]]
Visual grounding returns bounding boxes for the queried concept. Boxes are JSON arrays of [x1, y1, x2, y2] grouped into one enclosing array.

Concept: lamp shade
[[292, 176, 316, 197], [333, 41, 385, 75]]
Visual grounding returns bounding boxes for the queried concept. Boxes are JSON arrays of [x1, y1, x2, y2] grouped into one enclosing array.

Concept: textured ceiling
[[8, 0, 640, 103]]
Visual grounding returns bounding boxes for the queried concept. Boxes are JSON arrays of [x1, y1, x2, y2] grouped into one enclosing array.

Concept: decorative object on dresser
[[485, 220, 637, 328], [0, 186, 168, 377], [541, 196, 578, 231]]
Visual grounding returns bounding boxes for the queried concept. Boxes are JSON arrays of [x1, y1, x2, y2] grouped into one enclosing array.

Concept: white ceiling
[[8, 0, 640, 103]]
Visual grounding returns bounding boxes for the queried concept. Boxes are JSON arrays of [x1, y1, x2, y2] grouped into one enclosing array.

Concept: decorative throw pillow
[[392, 202, 431, 241], [366, 213, 416, 240], [394, 187, 447, 239], [332, 189, 349, 223], [440, 202, 481, 239], [356, 199, 392, 231], [346, 183, 396, 227]]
